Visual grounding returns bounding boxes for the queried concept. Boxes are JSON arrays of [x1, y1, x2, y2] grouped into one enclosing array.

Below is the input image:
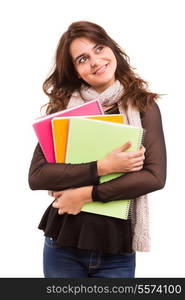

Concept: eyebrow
[[74, 44, 98, 63]]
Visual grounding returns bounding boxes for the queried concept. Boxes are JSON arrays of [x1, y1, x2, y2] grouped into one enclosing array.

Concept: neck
[[93, 79, 116, 94]]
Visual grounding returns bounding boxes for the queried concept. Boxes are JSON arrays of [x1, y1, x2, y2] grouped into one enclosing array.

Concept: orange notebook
[[52, 114, 125, 163]]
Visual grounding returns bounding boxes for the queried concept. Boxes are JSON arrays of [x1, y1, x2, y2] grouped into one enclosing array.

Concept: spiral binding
[[125, 128, 145, 220], [125, 200, 131, 220], [141, 128, 146, 146]]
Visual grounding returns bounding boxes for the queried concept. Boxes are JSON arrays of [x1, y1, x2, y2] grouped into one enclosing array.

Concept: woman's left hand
[[51, 186, 93, 215]]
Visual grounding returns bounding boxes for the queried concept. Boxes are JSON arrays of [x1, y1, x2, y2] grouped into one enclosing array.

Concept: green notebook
[[65, 118, 144, 219]]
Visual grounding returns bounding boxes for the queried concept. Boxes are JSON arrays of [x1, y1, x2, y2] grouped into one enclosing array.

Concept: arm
[[28, 131, 145, 192], [92, 103, 167, 202], [52, 186, 93, 215], [28, 143, 99, 191]]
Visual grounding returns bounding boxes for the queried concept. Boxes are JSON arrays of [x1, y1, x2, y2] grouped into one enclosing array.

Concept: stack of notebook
[[32, 99, 103, 163], [32, 100, 144, 220], [52, 114, 124, 163]]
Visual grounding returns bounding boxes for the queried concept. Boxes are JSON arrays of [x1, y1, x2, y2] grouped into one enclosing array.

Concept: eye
[[78, 56, 87, 64], [96, 45, 104, 52]]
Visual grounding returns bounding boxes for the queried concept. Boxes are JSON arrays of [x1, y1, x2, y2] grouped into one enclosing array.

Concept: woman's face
[[70, 37, 117, 93]]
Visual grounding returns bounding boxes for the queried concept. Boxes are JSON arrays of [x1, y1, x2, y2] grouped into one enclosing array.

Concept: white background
[[0, 0, 184, 277]]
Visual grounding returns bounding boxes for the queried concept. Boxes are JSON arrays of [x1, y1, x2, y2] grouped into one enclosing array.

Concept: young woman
[[28, 21, 166, 278]]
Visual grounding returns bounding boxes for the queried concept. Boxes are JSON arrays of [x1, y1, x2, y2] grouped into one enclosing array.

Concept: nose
[[90, 54, 99, 68], [90, 60, 97, 68]]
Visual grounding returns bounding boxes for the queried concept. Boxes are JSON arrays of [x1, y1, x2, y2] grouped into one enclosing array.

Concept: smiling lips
[[93, 63, 109, 75]]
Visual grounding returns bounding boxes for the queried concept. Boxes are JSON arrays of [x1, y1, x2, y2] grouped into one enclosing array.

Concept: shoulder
[[140, 102, 163, 129], [141, 101, 161, 119]]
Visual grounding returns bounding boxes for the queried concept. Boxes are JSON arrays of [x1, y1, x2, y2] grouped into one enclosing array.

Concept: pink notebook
[[32, 99, 103, 162]]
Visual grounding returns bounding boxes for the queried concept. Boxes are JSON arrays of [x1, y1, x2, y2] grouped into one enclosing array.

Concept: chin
[[100, 76, 115, 86]]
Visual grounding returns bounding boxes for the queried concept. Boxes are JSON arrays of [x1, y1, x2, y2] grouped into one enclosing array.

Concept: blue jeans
[[43, 237, 136, 278]]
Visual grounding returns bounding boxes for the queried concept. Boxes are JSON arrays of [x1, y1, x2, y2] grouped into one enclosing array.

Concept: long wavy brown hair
[[43, 21, 160, 114]]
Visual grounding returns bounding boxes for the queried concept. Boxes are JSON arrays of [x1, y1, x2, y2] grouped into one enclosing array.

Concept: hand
[[51, 186, 93, 215], [97, 142, 146, 175]]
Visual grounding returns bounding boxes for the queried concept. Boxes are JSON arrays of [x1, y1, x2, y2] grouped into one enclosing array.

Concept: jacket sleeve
[[28, 143, 99, 191], [92, 103, 167, 202]]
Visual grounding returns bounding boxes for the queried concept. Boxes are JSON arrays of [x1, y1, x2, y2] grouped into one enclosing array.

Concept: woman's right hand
[[97, 142, 145, 176]]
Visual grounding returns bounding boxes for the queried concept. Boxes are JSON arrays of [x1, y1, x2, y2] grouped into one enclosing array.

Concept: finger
[[131, 156, 145, 164], [132, 162, 144, 168], [67, 210, 80, 215], [69, 211, 80, 215], [114, 141, 132, 153], [52, 200, 59, 208], [58, 209, 65, 215], [129, 150, 145, 159], [139, 145, 146, 152], [48, 191, 53, 197], [53, 191, 63, 198], [129, 166, 143, 172]]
